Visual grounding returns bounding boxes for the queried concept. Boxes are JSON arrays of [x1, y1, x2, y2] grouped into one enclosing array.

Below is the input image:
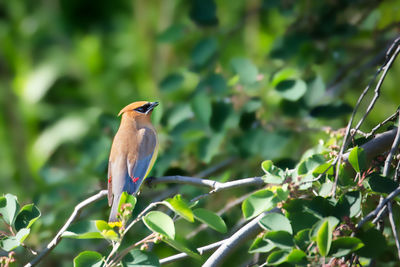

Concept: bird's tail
[[109, 194, 121, 222]]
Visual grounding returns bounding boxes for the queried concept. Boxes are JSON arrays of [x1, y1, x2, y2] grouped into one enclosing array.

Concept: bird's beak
[[146, 102, 159, 114]]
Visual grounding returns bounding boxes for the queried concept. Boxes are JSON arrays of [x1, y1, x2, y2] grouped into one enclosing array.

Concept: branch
[[332, 36, 400, 196], [146, 176, 264, 191], [387, 202, 400, 260], [357, 186, 400, 229], [24, 190, 108, 267], [160, 239, 228, 265], [203, 208, 280, 267], [342, 127, 398, 165]]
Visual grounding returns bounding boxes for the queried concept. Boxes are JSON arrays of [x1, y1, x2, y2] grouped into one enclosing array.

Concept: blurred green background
[[1, 0, 400, 265]]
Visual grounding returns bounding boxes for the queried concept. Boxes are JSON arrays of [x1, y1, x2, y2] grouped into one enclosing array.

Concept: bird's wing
[[125, 127, 158, 195]]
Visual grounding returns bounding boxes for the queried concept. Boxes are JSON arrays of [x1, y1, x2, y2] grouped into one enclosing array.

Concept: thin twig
[[160, 239, 228, 265], [383, 113, 400, 176], [24, 190, 108, 267], [331, 38, 400, 196], [365, 110, 399, 139], [147, 175, 264, 191], [357, 186, 400, 229], [387, 202, 400, 260], [203, 208, 280, 267]]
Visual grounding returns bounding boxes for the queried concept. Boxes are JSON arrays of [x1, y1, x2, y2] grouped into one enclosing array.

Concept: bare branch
[[147, 175, 264, 192], [160, 239, 228, 265], [357, 186, 400, 229], [387, 202, 400, 260], [203, 208, 280, 267], [383, 113, 400, 176], [24, 190, 108, 267], [332, 37, 400, 196]]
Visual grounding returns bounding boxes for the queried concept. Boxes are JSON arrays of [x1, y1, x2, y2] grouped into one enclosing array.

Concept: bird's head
[[118, 101, 159, 118]]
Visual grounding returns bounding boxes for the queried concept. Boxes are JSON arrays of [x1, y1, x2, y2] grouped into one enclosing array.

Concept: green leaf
[[298, 154, 326, 175], [316, 220, 332, 256], [264, 230, 294, 250], [336, 191, 361, 218], [101, 230, 119, 241], [310, 217, 339, 241], [242, 189, 275, 219], [266, 250, 289, 265], [261, 162, 285, 184], [62, 221, 104, 239], [191, 38, 218, 67], [73, 251, 103, 267], [143, 211, 175, 239], [330, 237, 364, 257], [287, 249, 307, 264], [15, 204, 41, 231], [310, 102, 352, 119], [193, 208, 227, 233], [294, 229, 311, 251], [319, 180, 333, 197], [261, 160, 273, 173], [356, 227, 387, 258], [230, 57, 258, 85], [304, 75, 325, 107], [0, 228, 30, 251], [118, 192, 137, 213], [122, 249, 160, 267], [313, 161, 334, 176], [162, 236, 202, 260], [159, 73, 184, 92], [275, 79, 307, 101], [367, 173, 398, 194], [276, 187, 289, 202], [191, 91, 212, 126], [0, 194, 20, 226], [157, 24, 185, 43], [348, 146, 366, 173], [164, 195, 194, 222], [249, 235, 275, 253], [95, 220, 113, 232], [259, 213, 293, 234]]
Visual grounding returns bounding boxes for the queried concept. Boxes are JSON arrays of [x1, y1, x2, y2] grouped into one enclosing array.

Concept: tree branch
[[24, 190, 108, 267], [203, 208, 280, 267], [357, 186, 400, 229], [146, 176, 264, 191], [160, 239, 228, 265]]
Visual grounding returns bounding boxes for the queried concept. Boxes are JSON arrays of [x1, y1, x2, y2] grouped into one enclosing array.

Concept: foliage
[[1, 0, 400, 266]]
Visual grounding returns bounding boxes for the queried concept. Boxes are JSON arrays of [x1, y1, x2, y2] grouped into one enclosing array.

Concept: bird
[[107, 101, 159, 222]]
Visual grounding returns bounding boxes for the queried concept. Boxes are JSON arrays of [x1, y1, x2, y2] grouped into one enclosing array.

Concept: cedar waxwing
[[108, 101, 159, 222]]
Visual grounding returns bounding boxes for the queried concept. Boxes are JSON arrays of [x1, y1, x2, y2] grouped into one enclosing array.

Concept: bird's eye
[[134, 106, 146, 113]]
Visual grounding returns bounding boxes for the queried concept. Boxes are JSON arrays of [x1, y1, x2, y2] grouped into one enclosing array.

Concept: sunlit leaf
[[242, 189, 275, 219], [164, 195, 194, 222], [259, 213, 293, 234], [62, 221, 104, 239], [73, 251, 103, 267], [193, 208, 227, 233], [143, 211, 175, 239], [330, 237, 364, 257], [316, 220, 332, 256], [0, 194, 19, 226], [348, 146, 366, 173], [118, 192, 137, 213], [275, 79, 307, 101]]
